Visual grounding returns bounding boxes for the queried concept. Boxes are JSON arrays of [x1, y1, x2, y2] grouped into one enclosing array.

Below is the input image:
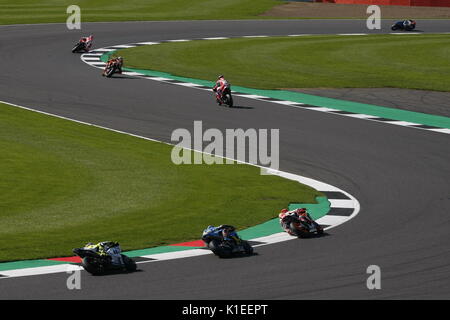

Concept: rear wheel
[[290, 222, 309, 238], [82, 257, 105, 275], [209, 240, 232, 258]]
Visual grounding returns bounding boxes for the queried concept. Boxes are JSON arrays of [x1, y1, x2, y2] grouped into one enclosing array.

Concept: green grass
[[114, 34, 450, 92], [0, 0, 281, 25], [0, 103, 321, 262]]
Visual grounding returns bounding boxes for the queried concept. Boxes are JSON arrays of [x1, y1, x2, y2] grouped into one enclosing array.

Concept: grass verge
[[0, 0, 280, 25], [114, 34, 450, 92], [0, 102, 321, 262]]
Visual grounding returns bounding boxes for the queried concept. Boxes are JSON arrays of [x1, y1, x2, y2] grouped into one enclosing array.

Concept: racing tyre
[[122, 255, 137, 272], [105, 66, 115, 78], [224, 94, 233, 108], [242, 241, 253, 255], [82, 257, 105, 275], [311, 221, 324, 235], [72, 43, 83, 53], [209, 240, 232, 258], [290, 222, 309, 238]]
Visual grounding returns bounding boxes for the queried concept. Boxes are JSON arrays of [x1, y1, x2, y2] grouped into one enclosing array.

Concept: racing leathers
[[279, 208, 310, 235], [212, 77, 230, 104], [202, 225, 239, 243], [80, 35, 93, 52], [102, 57, 123, 76], [84, 241, 124, 266]]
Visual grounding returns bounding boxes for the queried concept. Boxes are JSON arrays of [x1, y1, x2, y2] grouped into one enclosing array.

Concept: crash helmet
[[403, 20, 412, 26], [280, 208, 289, 214], [218, 75, 224, 80], [222, 226, 234, 236]]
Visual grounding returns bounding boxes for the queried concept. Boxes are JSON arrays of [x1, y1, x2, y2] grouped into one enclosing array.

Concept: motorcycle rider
[[203, 225, 238, 242], [402, 19, 416, 30], [212, 75, 230, 105], [102, 56, 123, 76], [279, 208, 309, 235], [83, 241, 124, 266], [79, 34, 93, 52]]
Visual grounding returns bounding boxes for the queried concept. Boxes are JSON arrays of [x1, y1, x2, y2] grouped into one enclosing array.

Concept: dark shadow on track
[[87, 268, 144, 277], [230, 105, 254, 110], [214, 252, 259, 259], [105, 75, 140, 80]]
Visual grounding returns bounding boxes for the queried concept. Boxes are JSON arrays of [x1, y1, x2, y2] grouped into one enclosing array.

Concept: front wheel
[[121, 255, 137, 272], [105, 66, 115, 78], [290, 222, 309, 238], [224, 94, 233, 107], [314, 222, 324, 235], [242, 241, 253, 255], [72, 43, 83, 53]]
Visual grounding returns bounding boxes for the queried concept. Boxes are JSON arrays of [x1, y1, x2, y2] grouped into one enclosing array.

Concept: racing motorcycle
[[391, 20, 416, 31], [72, 35, 93, 53], [213, 86, 234, 108], [73, 244, 137, 275], [202, 225, 253, 258], [103, 59, 122, 78], [282, 212, 324, 238]]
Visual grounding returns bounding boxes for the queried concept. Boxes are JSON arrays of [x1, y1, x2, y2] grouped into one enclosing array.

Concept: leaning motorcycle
[[283, 214, 324, 238], [391, 20, 416, 31], [103, 61, 120, 78], [72, 35, 93, 53], [202, 227, 253, 258], [73, 246, 137, 275], [72, 41, 87, 53], [213, 86, 234, 108]]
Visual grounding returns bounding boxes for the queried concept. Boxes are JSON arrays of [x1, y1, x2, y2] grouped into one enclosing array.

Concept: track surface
[[0, 20, 449, 299]]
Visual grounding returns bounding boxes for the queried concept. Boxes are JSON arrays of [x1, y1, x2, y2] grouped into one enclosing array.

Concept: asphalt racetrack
[[0, 19, 449, 299]]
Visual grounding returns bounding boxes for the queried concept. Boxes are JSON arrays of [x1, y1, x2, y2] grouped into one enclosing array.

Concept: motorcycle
[[213, 86, 234, 108], [72, 35, 93, 53], [281, 213, 323, 238], [391, 20, 416, 31], [202, 225, 253, 258], [103, 60, 122, 78], [73, 244, 137, 275]]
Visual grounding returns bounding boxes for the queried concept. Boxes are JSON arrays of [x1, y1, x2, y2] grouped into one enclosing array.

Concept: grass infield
[[114, 34, 450, 92], [0, 102, 321, 262], [0, 0, 280, 25]]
